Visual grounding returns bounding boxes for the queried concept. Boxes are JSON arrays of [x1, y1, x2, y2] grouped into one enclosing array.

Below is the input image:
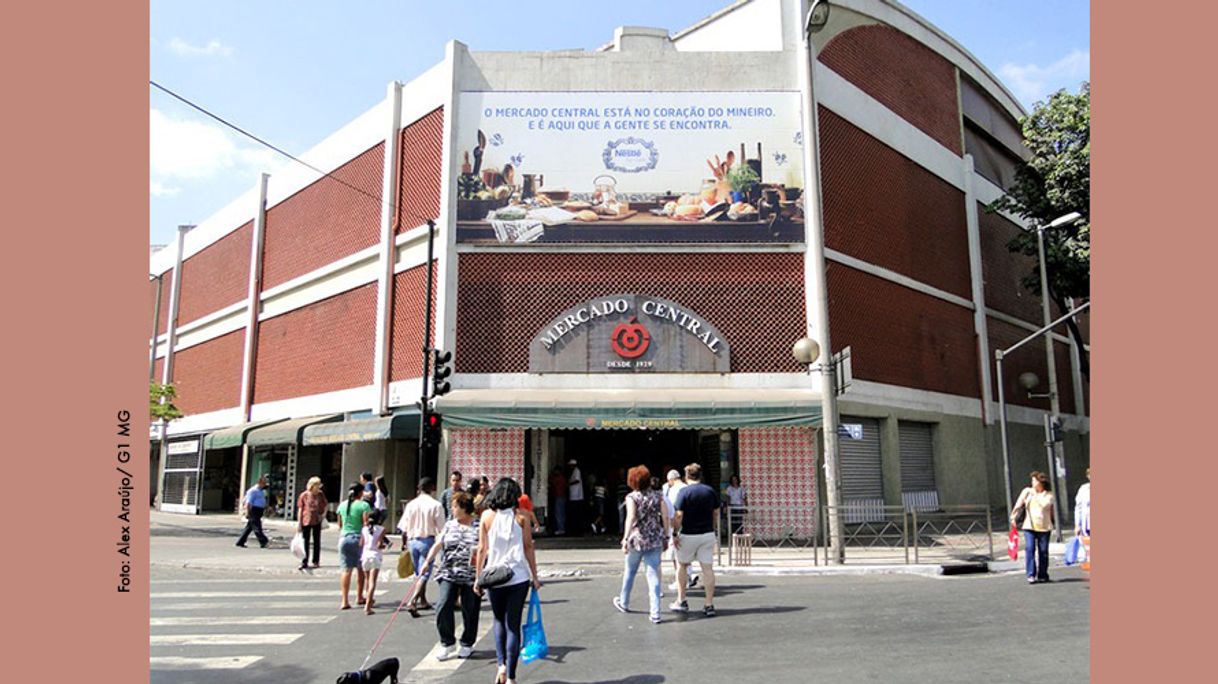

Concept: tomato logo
[[611, 317, 651, 359]]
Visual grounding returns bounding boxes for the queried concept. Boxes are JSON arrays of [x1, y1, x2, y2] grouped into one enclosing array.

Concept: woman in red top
[[296, 477, 328, 569]]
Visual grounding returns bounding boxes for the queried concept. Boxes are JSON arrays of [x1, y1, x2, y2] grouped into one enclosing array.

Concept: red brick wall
[[398, 108, 445, 232], [821, 107, 970, 299], [827, 263, 980, 398], [253, 284, 377, 404], [819, 24, 962, 154], [178, 222, 252, 325], [172, 330, 245, 415], [979, 206, 1057, 323], [261, 144, 384, 290], [455, 252, 806, 374], [389, 262, 436, 382]]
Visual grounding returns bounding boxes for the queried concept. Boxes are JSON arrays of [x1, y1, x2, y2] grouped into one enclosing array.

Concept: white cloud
[[149, 108, 290, 193], [150, 180, 181, 197], [168, 37, 235, 58], [999, 49, 1090, 108]]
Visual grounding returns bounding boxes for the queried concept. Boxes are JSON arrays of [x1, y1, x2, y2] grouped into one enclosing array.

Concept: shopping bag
[[1007, 525, 1020, 561], [1063, 536, 1082, 565], [520, 588, 548, 665], [396, 550, 414, 579], [290, 533, 306, 560]]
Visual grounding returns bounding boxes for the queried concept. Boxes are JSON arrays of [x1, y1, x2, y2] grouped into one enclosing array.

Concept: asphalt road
[[150, 563, 1088, 684]]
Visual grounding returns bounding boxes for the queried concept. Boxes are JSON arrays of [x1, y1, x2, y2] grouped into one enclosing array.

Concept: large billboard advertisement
[[455, 91, 805, 245]]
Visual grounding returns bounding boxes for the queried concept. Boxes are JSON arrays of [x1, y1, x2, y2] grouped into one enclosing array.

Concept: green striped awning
[[246, 414, 343, 447], [301, 410, 422, 445], [435, 389, 822, 430], [203, 419, 288, 450]]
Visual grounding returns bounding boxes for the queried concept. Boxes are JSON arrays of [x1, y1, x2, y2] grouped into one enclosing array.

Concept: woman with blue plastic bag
[[474, 478, 541, 684]]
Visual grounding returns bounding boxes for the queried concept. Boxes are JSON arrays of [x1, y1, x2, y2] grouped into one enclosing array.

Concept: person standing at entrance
[[474, 478, 541, 684], [548, 466, 568, 535], [236, 476, 270, 548], [400, 477, 446, 611], [440, 471, 463, 519], [296, 477, 328, 568], [567, 459, 585, 536], [671, 463, 720, 617], [614, 467, 631, 535], [1011, 471, 1056, 583], [337, 483, 371, 610], [725, 475, 748, 534], [613, 465, 669, 624]]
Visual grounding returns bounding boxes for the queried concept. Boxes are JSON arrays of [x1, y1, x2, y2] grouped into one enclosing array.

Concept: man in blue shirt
[[671, 464, 720, 617], [236, 476, 270, 548]]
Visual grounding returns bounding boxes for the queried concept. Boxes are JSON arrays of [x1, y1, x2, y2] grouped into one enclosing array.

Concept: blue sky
[[149, 0, 1090, 246]]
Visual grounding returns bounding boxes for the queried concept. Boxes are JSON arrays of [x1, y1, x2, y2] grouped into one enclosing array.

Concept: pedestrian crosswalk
[[150, 577, 392, 677]]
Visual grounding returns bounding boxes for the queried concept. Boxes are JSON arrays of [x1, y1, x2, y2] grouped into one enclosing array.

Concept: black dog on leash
[[336, 657, 399, 684]]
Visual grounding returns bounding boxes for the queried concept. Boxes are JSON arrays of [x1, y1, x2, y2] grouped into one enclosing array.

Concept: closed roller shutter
[[161, 438, 203, 513], [839, 417, 884, 522], [898, 421, 939, 512]]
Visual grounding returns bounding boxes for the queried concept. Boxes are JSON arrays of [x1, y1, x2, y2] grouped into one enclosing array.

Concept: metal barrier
[[718, 504, 1001, 566]]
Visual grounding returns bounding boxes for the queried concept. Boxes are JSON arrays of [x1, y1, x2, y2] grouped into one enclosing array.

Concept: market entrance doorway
[[549, 429, 725, 537]]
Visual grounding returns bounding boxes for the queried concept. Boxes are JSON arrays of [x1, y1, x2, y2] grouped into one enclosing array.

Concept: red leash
[[358, 573, 423, 670]]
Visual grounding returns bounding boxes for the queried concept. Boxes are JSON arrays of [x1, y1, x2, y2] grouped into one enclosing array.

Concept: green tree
[[989, 82, 1090, 378], [150, 381, 184, 422]]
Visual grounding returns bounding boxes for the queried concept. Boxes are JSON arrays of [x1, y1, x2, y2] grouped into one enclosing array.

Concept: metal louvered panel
[[898, 421, 936, 494], [839, 416, 882, 501], [162, 471, 200, 510]]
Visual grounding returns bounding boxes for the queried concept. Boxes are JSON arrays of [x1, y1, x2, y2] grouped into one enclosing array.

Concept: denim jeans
[[619, 547, 662, 618], [409, 536, 436, 580], [554, 498, 567, 534], [435, 580, 482, 647], [1024, 530, 1051, 580], [489, 581, 530, 679]]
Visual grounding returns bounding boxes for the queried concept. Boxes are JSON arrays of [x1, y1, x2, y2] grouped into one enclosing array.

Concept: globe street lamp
[[793, 336, 844, 564]]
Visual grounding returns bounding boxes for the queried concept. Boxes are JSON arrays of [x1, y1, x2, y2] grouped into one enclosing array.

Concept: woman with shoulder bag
[[613, 465, 669, 624], [418, 491, 483, 660], [296, 477, 328, 569], [474, 478, 541, 684], [1011, 471, 1055, 584]]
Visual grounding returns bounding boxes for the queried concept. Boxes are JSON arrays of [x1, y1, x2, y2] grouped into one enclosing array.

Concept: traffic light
[[422, 411, 443, 452], [431, 349, 453, 397], [1050, 417, 1064, 443]]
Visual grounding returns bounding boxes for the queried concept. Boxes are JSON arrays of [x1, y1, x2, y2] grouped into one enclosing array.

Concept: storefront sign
[[529, 294, 729, 373]]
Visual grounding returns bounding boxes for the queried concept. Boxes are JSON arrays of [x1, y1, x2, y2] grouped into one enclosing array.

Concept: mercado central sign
[[529, 294, 730, 373]]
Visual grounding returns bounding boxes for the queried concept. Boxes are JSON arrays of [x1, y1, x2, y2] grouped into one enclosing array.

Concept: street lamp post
[[1036, 211, 1081, 538], [793, 337, 844, 564]]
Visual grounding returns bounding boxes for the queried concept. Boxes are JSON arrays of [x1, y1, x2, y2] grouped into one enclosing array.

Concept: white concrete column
[[239, 174, 269, 420], [963, 155, 995, 424], [373, 82, 404, 415], [433, 41, 466, 358], [1067, 297, 1087, 417], [160, 224, 192, 386]]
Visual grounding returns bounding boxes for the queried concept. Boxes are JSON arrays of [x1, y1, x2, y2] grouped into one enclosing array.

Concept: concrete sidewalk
[[150, 510, 1084, 578]]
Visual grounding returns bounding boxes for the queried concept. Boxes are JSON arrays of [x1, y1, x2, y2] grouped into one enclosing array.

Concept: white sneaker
[[669, 599, 689, 613], [436, 645, 458, 661], [668, 581, 679, 592], [457, 645, 473, 659]]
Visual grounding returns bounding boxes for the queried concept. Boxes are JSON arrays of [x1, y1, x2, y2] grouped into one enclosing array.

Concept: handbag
[[520, 588, 549, 664], [478, 564, 514, 588], [1012, 503, 1027, 528], [396, 549, 415, 579], [1063, 536, 1082, 566], [1007, 525, 1020, 561], [290, 532, 306, 560]]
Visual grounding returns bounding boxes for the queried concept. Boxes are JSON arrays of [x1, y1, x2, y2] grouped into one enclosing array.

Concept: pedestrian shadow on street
[[535, 671, 667, 676], [152, 662, 312, 684], [702, 583, 764, 597], [536, 644, 588, 665], [679, 604, 806, 618]]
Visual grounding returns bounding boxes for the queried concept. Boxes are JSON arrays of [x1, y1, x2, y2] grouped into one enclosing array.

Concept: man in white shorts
[[663, 469, 697, 591], [671, 463, 720, 617]]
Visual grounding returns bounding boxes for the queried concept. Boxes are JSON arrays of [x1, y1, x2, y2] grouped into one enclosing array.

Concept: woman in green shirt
[[337, 482, 371, 610]]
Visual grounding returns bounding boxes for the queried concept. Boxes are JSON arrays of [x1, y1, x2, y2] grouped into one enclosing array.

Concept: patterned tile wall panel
[[737, 428, 818, 539], [456, 252, 806, 374], [253, 283, 377, 404], [171, 329, 245, 415], [448, 428, 526, 487], [261, 143, 384, 290], [397, 108, 445, 233], [819, 24, 963, 154], [178, 222, 252, 325], [828, 263, 981, 399], [821, 107, 971, 299], [389, 262, 436, 382]]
